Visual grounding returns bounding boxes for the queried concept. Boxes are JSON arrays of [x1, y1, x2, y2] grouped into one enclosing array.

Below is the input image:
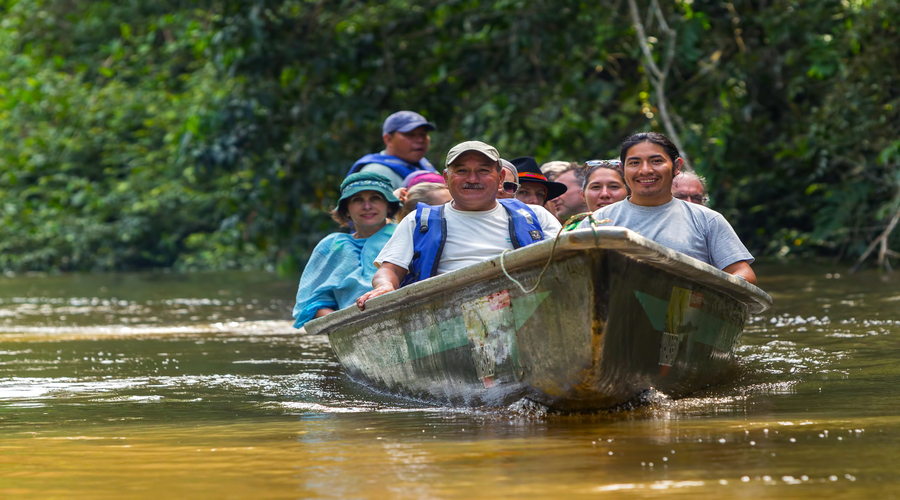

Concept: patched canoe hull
[[306, 228, 771, 411]]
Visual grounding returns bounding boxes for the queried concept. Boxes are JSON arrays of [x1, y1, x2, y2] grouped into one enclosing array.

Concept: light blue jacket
[[292, 223, 396, 328]]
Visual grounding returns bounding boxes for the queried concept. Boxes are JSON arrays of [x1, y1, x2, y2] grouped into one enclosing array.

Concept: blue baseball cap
[[382, 111, 437, 135]]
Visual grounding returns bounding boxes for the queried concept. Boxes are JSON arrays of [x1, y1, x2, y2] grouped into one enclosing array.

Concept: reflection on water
[[0, 267, 899, 498]]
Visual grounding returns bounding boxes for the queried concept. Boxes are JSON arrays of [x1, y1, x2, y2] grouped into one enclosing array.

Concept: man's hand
[[357, 283, 395, 310], [356, 263, 408, 311]]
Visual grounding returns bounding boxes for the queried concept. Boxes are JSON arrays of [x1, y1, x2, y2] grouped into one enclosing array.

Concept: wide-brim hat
[[445, 141, 500, 166], [511, 157, 568, 200], [339, 172, 401, 207], [382, 111, 437, 135]]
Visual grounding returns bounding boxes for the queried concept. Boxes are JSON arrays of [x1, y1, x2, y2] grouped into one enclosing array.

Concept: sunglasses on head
[[502, 181, 519, 195], [585, 159, 621, 167]]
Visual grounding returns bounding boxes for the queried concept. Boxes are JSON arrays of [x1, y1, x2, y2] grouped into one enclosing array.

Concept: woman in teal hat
[[292, 172, 401, 328]]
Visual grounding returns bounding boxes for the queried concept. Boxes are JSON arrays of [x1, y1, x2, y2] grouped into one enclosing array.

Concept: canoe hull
[[314, 229, 763, 411]]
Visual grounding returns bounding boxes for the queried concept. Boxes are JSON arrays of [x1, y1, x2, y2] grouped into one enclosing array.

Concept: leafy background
[[0, 0, 897, 274]]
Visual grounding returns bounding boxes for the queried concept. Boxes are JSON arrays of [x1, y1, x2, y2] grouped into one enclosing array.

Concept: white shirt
[[375, 201, 561, 274]]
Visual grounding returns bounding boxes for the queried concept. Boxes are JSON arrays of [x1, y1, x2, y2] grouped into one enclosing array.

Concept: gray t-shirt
[[579, 198, 754, 270]]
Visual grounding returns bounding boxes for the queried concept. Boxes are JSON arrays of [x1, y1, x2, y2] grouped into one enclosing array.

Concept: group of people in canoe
[[292, 110, 756, 328]]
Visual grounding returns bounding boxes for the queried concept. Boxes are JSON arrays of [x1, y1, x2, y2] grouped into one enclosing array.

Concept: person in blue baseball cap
[[291, 172, 401, 329], [346, 110, 438, 190]]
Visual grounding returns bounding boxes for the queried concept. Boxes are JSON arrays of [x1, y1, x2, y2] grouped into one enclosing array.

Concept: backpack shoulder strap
[[400, 203, 446, 287], [498, 199, 545, 249]]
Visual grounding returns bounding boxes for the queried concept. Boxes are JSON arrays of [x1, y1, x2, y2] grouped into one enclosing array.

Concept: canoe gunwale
[[304, 227, 772, 335]]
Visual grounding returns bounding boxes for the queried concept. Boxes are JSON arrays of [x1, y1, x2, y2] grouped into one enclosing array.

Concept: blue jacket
[[292, 224, 396, 328], [346, 153, 437, 179], [400, 199, 545, 287]]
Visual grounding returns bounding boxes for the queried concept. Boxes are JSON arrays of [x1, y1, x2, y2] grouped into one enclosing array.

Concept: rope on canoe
[[500, 212, 611, 294]]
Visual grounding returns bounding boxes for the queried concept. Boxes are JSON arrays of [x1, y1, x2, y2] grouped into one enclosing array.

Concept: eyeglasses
[[673, 193, 707, 204], [502, 181, 519, 195]]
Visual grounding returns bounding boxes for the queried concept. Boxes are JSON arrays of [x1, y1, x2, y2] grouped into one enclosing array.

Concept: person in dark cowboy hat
[[511, 156, 568, 208], [346, 110, 438, 190]]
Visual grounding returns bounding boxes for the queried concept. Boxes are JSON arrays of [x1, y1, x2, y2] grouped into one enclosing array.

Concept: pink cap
[[405, 172, 445, 188]]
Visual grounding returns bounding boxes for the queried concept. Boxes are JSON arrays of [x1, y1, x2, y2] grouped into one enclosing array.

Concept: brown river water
[[0, 266, 897, 498]]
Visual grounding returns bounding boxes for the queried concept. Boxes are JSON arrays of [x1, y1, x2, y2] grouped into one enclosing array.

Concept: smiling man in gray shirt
[[581, 132, 757, 284]]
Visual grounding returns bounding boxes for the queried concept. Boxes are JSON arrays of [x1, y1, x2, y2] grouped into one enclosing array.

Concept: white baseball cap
[[445, 141, 500, 166]]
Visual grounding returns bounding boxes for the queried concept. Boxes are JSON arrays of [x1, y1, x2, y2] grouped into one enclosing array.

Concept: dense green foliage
[[0, 0, 897, 273]]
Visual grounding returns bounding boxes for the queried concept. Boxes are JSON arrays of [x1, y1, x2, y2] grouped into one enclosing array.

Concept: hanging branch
[[850, 206, 900, 273], [649, 0, 670, 32], [627, 0, 692, 169]]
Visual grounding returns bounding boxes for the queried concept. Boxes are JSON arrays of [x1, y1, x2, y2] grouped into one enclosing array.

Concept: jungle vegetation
[[0, 0, 897, 273]]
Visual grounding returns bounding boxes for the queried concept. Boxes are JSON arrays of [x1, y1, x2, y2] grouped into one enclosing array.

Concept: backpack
[[400, 199, 545, 287], [346, 153, 436, 179]]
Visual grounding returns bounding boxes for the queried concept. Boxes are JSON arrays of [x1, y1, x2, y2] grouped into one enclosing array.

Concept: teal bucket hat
[[338, 172, 400, 206]]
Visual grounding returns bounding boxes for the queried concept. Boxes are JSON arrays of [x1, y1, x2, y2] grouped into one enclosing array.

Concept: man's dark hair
[[619, 132, 681, 165], [555, 162, 584, 185]]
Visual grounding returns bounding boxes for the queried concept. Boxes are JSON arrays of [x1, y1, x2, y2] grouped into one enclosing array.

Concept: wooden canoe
[[304, 227, 772, 411]]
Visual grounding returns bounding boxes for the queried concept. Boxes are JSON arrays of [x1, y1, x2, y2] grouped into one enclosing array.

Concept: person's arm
[[529, 204, 562, 234], [356, 262, 408, 310], [292, 236, 341, 328], [313, 308, 335, 318], [722, 260, 757, 285], [707, 213, 756, 285]]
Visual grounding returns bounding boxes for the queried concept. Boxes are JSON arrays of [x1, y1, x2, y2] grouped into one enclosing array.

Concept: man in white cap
[[357, 141, 561, 309], [346, 110, 438, 190]]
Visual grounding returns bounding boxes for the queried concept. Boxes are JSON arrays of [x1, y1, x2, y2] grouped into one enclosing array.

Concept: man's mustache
[[462, 183, 484, 189]]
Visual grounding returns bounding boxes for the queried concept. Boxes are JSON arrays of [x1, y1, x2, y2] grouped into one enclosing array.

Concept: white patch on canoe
[[461, 290, 527, 388]]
